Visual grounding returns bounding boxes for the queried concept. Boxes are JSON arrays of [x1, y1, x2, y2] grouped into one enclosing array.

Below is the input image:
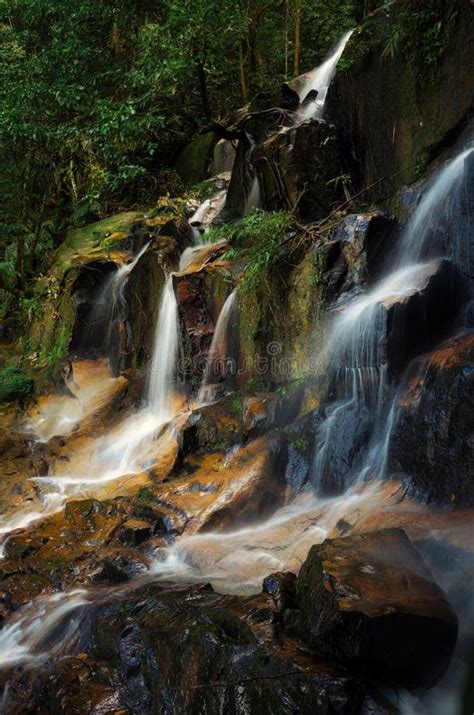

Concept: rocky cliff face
[[326, 0, 474, 205]]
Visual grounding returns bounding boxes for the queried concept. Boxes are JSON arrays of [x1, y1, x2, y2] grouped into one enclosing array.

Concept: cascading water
[[79, 242, 149, 359], [179, 189, 228, 270], [298, 30, 353, 121], [392, 147, 474, 273], [245, 177, 261, 215], [148, 275, 181, 421], [312, 144, 474, 494], [198, 290, 238, 405], [0, 251, 183, 554], [189, 189, 227, 239]]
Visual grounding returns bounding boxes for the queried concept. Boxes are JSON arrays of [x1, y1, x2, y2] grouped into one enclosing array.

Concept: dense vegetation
[[0, 0, 379, 330], [0, 0, 459, 339]]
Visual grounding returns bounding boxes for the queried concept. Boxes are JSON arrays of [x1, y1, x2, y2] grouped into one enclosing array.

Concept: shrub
[[0, 367, 34, 403]]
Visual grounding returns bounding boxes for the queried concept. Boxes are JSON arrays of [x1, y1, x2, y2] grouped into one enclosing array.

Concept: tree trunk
[[294, 0, 301, 75], [197, 60, 212, 120], [16, 234, 27, 292], [239, 43, 249, 103]]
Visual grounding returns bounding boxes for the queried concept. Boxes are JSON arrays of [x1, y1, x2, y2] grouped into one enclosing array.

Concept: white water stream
[[312, 145, 474, 494], [198, 289, 238, 405], [80, 242, 149, 355], [297, 30, 353, 121]]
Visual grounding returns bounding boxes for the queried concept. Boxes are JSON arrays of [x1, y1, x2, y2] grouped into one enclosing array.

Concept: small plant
[[292, 437, 309, 455], [0, 367, 34, 403], [208, 209, 293, 296]]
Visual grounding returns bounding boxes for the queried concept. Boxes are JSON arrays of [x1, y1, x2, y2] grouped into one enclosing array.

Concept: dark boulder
[[388, 331, 474, 507], [262, 571, 297, 611], [279, 83, 300, 111], [286, 528, 458, 689], [1, 581, 371, 714], [255, 117, 344, 222]]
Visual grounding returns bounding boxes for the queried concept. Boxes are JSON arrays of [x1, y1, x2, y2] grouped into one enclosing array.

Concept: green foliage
[[0, 366, 34, 403], [383, 1, 459, 84], [209, 209, 293, 293]]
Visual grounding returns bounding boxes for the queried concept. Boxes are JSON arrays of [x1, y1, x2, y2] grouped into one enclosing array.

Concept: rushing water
[[298, 30, 353, 121], [198, 289, 238, 404], [312, 145, 474, 494], [189, 189, 227, 239], [392, 147, 474, 273], [148, 275, 181, 420]]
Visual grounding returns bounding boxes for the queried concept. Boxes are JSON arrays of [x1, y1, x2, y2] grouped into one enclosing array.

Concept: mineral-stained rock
[[173, 243, 233, 375], [159, 433, 289, 533], [287, 528, 458, 688], [388, 331, 474, 507]]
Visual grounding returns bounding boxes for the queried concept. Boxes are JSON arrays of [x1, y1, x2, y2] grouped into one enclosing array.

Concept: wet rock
[[93, 551, 149, 584], [262, 571, 297, 611], [158, 433, 289, 533], [256, 118, 343, 222], [3, 581, 371, 714], [389, 331, 474, 507], [117, 518, 154, 547], [321, 213, 398, 302], [314, 398, 372, 497], [287, 528, 458, 688], [181, 395, 245, 454]]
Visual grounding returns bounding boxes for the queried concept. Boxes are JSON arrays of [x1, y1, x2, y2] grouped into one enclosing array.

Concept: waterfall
[[393, 147, 474, 275], [245, 177, 261, 215], [312, 145, 473, 494], [148, 275, 181, 420], [298, 30, 353, 121], [189, 189, 227, 239], [80, 242, 149, 359], [198, 290, 238, 405], [179, 190, 228, 270]]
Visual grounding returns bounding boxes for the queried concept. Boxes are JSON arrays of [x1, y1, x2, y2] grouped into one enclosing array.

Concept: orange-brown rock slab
[[155, 433, 288, 533]]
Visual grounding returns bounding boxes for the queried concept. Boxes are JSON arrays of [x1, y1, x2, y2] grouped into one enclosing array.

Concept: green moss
[[292, 437, 309, 455], [0, 367, 34, 403], [137, 487, 155, 504]]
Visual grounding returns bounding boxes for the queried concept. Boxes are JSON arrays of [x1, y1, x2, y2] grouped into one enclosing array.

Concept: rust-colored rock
[[389, 331, 474, 506], [289, 528, 458, 688]]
